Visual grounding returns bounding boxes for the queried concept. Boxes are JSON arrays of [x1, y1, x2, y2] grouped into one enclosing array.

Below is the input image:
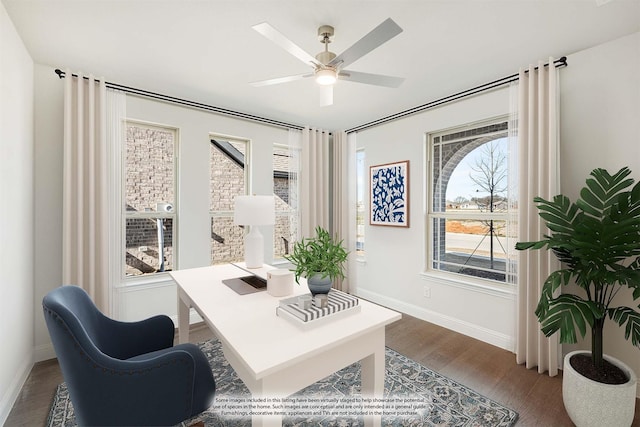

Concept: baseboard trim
[[34, 342, 56, 363], [355, 288, 514, 352], [0, 355, 33, 426], [169, 308, 203, 327]]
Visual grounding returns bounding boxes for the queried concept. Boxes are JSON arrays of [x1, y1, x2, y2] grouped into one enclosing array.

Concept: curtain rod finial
[[55, 69, 64, 79]]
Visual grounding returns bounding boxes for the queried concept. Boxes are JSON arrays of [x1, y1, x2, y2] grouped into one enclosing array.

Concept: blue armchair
[[43, 285, 216, 426]]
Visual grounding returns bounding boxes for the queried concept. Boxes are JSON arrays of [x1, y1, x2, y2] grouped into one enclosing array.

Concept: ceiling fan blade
[[250, 73, 313, 87], [328, 18, 402, 69], [338, 70, 404, 88], [252, 22, 321, 67], [319, 85, 333, 107]]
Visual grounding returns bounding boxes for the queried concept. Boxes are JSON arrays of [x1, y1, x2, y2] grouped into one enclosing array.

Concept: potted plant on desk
[[284, 226, 348, 295], [515, 167, 640, 427]]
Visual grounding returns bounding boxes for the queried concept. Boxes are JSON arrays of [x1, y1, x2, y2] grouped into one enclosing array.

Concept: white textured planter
[[563, 350, 637, 427]]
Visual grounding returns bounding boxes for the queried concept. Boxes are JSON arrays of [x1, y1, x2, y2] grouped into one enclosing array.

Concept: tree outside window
[[429, 119, 512, 283]]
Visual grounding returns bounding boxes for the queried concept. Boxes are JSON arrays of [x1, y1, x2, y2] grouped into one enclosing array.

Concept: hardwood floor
[[5, 324, 214, 426], [6, 315, 639, 426], [385, 315, 640, 426]]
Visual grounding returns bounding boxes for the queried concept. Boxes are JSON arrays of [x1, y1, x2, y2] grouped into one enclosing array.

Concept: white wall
[[354, 31, 640, 395], [19, 19, 640, 415], [115, 97, 288, 321], [0, 2, 35, 423], [560, 32, 640, 396], [31, 67, 290, 358], [33, 63, 63, 362], [354, 88, 516, 350]]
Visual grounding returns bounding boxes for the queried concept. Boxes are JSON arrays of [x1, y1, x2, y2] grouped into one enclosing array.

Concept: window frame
[[122, 120, 179, 282], [209, 133, 250, 265], [424, 116, 515, 294], [356, 148, 366, 260], [272, 142, 300, 264]]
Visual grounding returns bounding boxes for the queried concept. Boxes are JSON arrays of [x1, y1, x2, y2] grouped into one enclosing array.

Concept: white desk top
[[170, 264, 401, 380]]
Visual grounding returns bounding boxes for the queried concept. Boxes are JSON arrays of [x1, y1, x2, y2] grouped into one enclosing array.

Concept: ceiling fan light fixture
[[315, 68, 337, 85], [251, 18, 404, 104]]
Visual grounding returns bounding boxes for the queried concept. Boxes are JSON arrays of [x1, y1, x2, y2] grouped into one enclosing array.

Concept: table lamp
[[233, 195, 275, 268]]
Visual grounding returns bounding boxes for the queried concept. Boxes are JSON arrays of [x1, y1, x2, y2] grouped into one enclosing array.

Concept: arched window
[[428, 118, 513, 283]]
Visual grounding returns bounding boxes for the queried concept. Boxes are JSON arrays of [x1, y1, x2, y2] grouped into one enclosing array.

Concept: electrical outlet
[[423, 286, 431, 298]]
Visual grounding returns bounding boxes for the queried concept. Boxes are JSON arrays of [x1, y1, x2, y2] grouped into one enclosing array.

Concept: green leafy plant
[[515, 167, 640, 370], [284, 226, 349, 284]]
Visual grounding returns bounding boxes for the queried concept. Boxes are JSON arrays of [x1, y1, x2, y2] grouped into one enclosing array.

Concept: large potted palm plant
[[516, 167, 639, 427]]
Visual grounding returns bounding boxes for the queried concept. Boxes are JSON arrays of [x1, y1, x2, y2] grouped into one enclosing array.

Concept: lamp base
[[244, 226, 264, 269]]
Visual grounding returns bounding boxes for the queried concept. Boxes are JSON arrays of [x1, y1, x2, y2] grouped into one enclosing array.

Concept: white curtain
[[105, 89, 126, 316], [513, 58, 561, 376], [332, 131, 356, 292], [62, 71, 124, 315], [300, 127, 330, 237], [287, 128, 302, 245]]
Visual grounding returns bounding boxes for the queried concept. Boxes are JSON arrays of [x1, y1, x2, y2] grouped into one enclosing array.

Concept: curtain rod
[[54, 69, 305, 131], [56, 56, 566, 134], [345, 56, 567, 134]]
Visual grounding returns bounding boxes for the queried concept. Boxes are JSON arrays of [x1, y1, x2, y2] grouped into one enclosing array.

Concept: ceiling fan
[[251, 18, 404, 106]]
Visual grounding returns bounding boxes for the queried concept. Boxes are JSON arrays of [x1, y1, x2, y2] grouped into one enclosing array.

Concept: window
[[356, 149, 366, 257], [273, 143, 299, 261], [210, 137, 248, 265], [428, 118, 512, 283], [124, 122, 177, 277]]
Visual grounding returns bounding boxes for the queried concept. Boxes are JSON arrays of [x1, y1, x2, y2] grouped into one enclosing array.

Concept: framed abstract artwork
[[370, 160, 409, 227]]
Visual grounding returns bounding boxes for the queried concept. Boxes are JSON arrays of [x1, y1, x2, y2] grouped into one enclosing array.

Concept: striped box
[[277, 290, 359, 323]]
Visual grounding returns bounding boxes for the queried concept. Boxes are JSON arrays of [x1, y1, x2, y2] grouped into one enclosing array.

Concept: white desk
[[170, 264, 401, 427]]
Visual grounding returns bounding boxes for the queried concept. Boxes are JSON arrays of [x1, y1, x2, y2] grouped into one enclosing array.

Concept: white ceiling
[[4, 0, 640, 130]]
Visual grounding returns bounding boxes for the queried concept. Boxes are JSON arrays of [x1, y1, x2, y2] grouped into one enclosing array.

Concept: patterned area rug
[[47, 339, 518, 426]]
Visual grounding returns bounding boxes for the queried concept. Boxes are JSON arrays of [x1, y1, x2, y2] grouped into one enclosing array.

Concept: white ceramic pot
[[563, 350, 637, 427]]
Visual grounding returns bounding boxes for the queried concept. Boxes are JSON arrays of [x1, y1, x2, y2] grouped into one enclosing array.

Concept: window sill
[[117, 272, 175, 289], [271, 259, 294, 269], [419, 270, 516, 299]]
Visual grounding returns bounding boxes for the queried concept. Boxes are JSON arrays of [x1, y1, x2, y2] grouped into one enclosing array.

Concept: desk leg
[[177, 292, 190, 344], [361, 330, 385, 427], [248, 377, 284, 427], [251, 413, 282, 427]]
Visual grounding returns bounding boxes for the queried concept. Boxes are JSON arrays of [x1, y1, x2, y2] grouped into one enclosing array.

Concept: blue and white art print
[[370, 160, 409, 227]]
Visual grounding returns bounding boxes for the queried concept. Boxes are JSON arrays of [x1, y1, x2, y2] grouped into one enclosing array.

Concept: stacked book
[[276, 290, 360, 325]]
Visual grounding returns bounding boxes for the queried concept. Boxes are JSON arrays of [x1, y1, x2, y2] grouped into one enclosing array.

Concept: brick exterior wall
[[126, 125, 174, 211], [209, 143, 297, 263], [125, 124, 175, 276], [210, 142, 245, 264], [125, 125, 297, 274], [274, 176, 298, 258], [126, 218, 173, 274]]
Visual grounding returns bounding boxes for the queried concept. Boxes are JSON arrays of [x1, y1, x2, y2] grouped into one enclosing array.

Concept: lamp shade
[[233, 195, 275, 226]]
